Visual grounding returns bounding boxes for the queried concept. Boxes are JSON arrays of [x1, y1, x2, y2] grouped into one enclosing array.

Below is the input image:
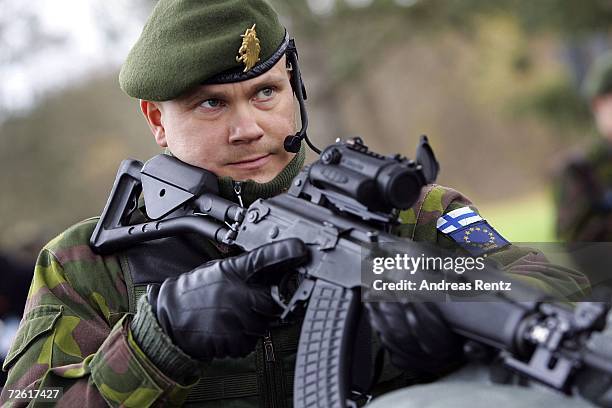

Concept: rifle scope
[[308, 138, 429, 213]]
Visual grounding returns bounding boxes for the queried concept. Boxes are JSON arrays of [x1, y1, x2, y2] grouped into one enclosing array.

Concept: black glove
[[148, 238, 308, 361], [365, 300, 463, 374]]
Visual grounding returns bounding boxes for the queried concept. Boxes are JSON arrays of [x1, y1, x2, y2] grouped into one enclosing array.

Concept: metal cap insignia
[[236, 24, 261, 72]]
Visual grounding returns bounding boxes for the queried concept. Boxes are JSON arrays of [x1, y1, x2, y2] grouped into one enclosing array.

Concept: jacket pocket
[[2, 304, 63, 371]]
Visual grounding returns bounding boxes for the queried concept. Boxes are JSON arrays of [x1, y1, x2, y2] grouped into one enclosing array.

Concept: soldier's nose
[[228, 106, 264, 145]]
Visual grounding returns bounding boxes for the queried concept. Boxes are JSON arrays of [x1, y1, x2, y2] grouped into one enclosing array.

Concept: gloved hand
[[147, 238, 308, 362], [365, 300, 463, 374]]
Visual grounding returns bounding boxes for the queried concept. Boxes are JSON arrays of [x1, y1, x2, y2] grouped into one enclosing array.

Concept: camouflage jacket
[[555, 138, 612, 241], [2, 184, 589, 407]]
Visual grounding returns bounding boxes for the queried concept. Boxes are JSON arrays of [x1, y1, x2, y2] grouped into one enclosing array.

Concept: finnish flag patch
[[436, 206, 510, 256], [436, 207, 483, 234]]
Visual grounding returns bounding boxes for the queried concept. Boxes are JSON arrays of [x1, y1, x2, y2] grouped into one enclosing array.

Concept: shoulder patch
[[436, 206, 509, 256]]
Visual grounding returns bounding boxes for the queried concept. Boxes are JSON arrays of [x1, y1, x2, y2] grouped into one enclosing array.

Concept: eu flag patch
[[447, 220, 510, 256]]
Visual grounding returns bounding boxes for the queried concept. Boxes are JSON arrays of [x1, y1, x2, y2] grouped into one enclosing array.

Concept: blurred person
[[0, 251, 31, 321], [555, 53, 612, 242], [1, 1, 590, 406], [0, 251, 32, 386]]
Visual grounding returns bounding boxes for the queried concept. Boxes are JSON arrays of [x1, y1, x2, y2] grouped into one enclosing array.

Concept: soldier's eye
[[200, 99, 223, 109], [255, 87, 275, 100]]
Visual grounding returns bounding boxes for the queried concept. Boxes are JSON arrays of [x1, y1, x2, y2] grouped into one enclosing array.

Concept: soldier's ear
[[140, 100, 167, 147]]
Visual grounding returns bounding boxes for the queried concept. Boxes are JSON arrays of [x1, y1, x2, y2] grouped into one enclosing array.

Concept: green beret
[[584, 52, 612, 100], [119, 0, 288, 101]]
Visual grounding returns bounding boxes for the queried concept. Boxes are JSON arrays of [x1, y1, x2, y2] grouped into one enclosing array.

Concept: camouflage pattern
[[1, 184, 589, 407], [555, 139, 612, 242]]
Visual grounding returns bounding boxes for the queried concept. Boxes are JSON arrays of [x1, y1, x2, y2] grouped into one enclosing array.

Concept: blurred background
[[0, 0, 611, 384]]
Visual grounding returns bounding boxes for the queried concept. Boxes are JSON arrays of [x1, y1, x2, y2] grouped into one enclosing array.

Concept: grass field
[[478, 191, 558, 242]]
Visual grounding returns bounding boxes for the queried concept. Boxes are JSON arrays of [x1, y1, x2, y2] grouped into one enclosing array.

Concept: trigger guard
[[271, 285, 288, 310]]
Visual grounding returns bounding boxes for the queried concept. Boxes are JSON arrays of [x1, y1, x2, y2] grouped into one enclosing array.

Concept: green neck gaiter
[[217, 144, 306, 207]]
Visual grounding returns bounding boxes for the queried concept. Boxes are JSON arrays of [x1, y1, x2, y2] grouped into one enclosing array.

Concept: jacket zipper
[[233, 181, 244, 207], [264, 331, 276, 362], [263, 330, 280, 408]]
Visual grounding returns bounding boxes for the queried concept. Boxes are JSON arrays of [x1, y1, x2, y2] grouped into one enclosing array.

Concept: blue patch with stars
[[447, 220, 510, 256]]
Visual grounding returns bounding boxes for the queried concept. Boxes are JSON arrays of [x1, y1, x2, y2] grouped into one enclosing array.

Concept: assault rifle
[[90, 137, 612, 407], [91, 136, 438, 407]]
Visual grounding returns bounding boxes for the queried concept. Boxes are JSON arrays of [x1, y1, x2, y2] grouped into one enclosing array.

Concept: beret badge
[[236, 24, 261, 72]]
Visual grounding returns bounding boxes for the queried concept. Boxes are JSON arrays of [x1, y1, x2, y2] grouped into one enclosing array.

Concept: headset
[[284, 38, 321, 154]]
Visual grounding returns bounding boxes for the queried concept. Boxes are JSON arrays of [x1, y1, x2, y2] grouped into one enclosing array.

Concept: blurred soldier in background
[[555, 53, 612, 242], [0, 251, 33, 386]]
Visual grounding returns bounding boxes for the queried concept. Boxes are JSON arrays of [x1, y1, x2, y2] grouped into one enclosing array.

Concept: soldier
[[1, 1, 589, 407], [555, 52, 612, 242]]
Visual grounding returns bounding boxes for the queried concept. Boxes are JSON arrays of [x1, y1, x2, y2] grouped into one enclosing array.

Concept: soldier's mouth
[[228, 154, 272, 170]]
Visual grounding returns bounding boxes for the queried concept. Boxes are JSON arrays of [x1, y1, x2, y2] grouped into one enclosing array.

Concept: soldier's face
[[141, 56, 296, 183], [593, 94, 612, 141]]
